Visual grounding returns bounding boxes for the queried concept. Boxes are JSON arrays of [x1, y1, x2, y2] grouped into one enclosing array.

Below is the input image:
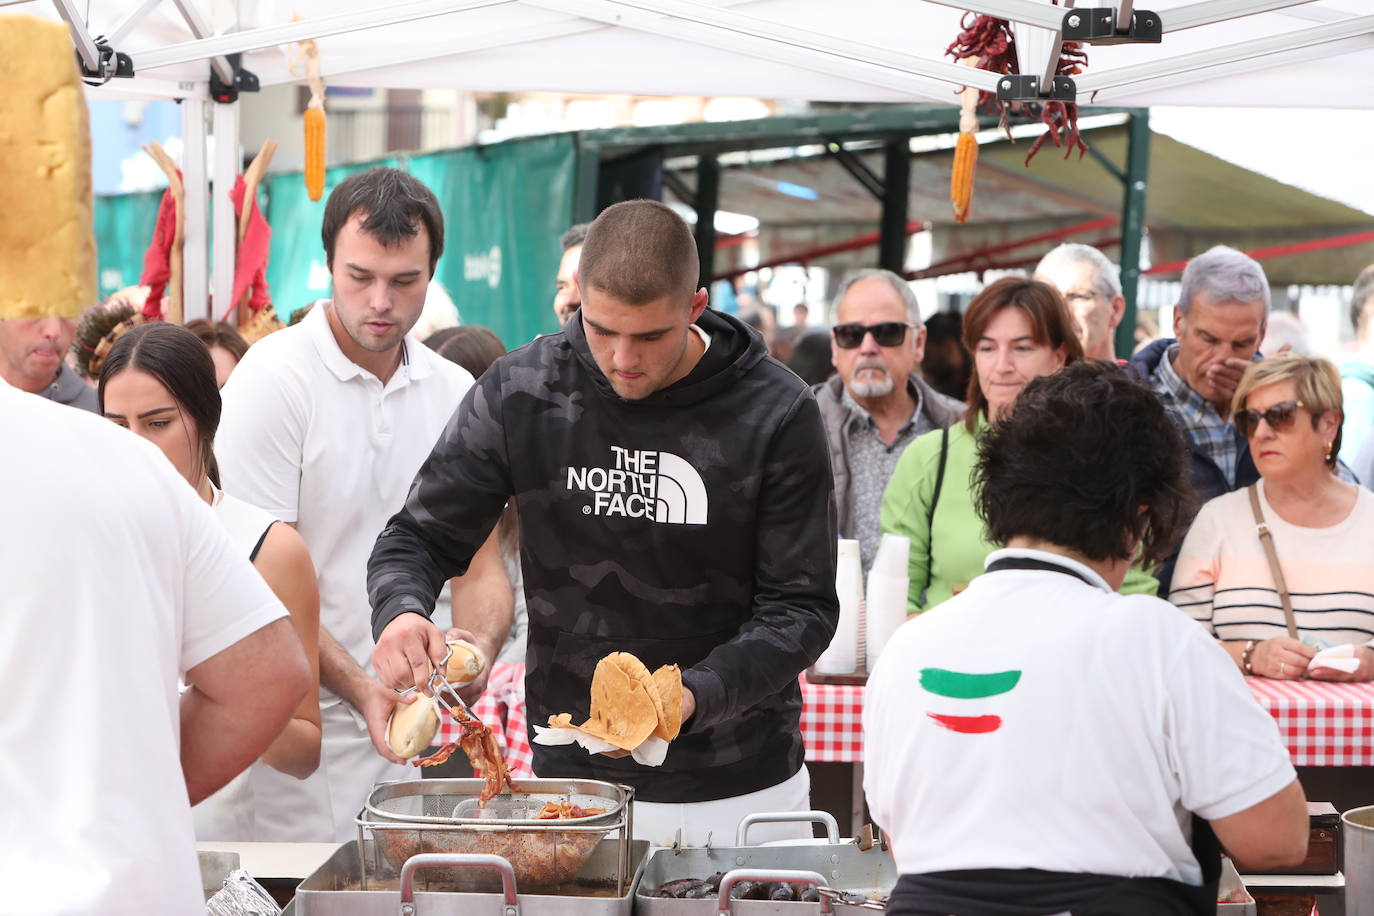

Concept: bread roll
[[387, 696, 439, 759], [0, 15, 97, 319], [445, 639, 486, 686]]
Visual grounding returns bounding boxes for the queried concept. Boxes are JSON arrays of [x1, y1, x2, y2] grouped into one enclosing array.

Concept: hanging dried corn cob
[[304, 104, 325, 201], [291, 25, 326, 201], [950, 56, 980, 224]]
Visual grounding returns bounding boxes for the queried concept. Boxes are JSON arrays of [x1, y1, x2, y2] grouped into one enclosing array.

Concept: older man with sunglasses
[[814, 270, 963, 573]]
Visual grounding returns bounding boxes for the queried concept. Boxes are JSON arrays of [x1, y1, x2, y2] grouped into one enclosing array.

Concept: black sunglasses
[[1234, 400, 1305, 438], [833, 322, 913, 349]]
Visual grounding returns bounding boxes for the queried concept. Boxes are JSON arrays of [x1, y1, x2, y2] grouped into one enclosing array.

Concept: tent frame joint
[[996, 74, 1076, 103], [209, 52, 260, 104], [1062, 5, 1162, 44]]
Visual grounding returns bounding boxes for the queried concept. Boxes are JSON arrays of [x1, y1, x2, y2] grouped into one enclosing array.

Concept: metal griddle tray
[[293, 838, 649, 916], [637, 812, 898, 914]]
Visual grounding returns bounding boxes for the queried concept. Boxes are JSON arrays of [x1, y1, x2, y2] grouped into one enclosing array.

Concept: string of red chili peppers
[[945, 8, 1090, 165]]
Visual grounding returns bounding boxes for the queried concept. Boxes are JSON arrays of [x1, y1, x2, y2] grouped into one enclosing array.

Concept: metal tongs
[[398, 643, 479, 727], [817, 888, 887, 910]]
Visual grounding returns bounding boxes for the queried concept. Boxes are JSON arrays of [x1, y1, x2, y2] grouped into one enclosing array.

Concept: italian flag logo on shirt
[[920, 667, 1021, 734]]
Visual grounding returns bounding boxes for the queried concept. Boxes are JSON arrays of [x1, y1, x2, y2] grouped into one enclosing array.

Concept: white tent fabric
[[8, 0, 1368, 317], [9, 0, 1373, 108]]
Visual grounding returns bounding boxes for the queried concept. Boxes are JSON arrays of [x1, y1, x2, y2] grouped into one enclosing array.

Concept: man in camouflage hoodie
[[368, 200, 839, 842]]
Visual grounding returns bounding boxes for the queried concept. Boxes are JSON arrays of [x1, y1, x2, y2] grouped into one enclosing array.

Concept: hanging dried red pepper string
[[945, 4, 1090, 166]]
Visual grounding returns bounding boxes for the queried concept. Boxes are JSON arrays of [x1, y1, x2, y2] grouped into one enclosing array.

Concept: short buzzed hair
[[578, 200, 699, 305]]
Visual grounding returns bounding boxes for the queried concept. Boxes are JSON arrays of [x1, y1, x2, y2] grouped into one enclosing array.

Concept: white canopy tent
[[7, 0, 1372, 317]]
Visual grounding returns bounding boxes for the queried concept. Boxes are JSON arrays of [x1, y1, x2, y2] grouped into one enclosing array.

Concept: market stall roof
[[684, 117, 1374, 286], [11, 0, 1374, 108]]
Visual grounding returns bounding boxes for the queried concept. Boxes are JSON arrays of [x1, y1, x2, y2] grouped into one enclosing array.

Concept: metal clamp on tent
[[209, 52, 260, 104], [1061, 6, 1162, 44], [76, 35, 135, 84], [994, 74, 1076, 103]]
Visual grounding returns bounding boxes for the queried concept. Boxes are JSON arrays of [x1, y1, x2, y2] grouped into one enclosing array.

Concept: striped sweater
[[1169, 480, 1374, 647]]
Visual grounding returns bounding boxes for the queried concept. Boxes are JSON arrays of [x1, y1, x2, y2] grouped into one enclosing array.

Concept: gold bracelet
[[1241, 639, 1258, 675]]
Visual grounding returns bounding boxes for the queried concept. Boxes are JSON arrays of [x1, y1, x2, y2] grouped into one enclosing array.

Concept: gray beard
[[850, 374, 895, 399]]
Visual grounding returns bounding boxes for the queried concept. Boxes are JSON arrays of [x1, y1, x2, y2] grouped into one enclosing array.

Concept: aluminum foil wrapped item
[[206, 869, 280, 916]]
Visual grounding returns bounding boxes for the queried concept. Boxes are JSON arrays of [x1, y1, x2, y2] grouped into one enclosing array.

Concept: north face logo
[[566, 446, 708, 525]]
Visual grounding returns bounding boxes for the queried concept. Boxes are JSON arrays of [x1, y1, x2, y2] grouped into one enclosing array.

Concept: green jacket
[[880, 419, 1159, 612]]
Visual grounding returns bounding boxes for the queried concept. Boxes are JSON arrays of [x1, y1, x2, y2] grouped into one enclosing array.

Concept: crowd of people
[[5, 164, 1373, 914]]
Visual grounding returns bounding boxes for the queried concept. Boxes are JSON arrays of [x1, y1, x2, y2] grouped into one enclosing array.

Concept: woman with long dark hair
[[99, 322, 322, 840]]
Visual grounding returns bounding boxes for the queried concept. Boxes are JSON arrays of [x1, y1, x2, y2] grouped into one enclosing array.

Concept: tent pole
[[879, 138, 910, 272], [695, 154, 720, 291], [211, 100, 240, 323], [1116, 110, 1150, 359], [182, 97, 209, 323]]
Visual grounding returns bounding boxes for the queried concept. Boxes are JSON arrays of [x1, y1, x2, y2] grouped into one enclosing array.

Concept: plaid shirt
[[1149, 344, 1239, 486], [840, 383, 931, 573]]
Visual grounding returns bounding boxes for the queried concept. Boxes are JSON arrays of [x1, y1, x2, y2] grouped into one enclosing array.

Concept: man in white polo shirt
[[217, 167, 512, 841], [1, 382, 309, 915]]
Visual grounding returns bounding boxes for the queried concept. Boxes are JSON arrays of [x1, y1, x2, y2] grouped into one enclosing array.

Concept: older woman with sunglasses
[[881, 278, 1159, 613], [1170, 354, 1374, 681]]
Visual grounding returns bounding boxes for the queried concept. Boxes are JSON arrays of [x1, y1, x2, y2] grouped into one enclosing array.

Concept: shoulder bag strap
[[926, 427, 951, 579], [1247, 484, 1299, 640]]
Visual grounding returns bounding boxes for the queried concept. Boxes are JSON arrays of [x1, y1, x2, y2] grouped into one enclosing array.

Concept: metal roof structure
[[680, 116, 1373, 286]]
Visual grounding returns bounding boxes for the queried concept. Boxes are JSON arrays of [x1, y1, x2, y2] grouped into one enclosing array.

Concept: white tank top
[[191, 489, 277, 842]]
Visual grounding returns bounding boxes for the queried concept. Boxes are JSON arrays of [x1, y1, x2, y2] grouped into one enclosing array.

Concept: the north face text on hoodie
[[566, 445, 708, 524]]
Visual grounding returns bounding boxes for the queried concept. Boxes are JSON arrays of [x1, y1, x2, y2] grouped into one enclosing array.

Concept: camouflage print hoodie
[[368, 308, 839, 803]]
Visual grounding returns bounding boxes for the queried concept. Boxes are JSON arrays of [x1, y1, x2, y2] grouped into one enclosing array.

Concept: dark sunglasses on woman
[[832, 321, 914, 349], [1234, 400, 1305, 438]]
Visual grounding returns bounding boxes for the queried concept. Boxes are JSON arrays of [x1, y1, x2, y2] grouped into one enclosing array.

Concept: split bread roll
[[445, 639, 486, 686], [387, 696, 440, 759], [0, 15, 97, 319]]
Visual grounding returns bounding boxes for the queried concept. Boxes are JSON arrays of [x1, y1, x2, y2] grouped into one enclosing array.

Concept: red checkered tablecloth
[[1245, 677, 1374, 767], [800, 674, 866, 762], [434, 662, 534, 777], [435, 666, 1374, 770]]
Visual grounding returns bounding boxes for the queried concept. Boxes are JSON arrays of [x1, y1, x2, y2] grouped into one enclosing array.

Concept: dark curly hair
[[972, 361, 1195, 569]]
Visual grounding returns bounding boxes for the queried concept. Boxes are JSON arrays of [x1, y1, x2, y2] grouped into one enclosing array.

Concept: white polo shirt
[[863, 548, 1296, 886], [0, 382, 287, 915], [216, 301, 473, 685]]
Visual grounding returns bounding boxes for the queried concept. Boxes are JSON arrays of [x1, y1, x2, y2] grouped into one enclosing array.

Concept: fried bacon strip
[[535, 800, 607, 820], [410, 706, 517, 806], [414, 742, 459, 768], [458, 713, 514, 806]]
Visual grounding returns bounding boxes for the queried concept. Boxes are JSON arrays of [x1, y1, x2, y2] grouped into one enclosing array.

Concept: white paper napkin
[[532, 724, 669, 766], [1306, 643, 1362, 675]]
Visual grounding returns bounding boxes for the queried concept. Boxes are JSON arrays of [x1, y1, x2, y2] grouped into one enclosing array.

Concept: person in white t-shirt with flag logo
[[864, 361, 1309, 916]]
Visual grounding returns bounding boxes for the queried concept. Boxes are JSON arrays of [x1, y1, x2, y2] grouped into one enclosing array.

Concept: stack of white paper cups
[[865, 534, 910, 670], [816, 539, 863, 674]]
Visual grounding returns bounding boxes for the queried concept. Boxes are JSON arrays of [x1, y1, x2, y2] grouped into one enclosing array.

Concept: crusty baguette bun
[[445, 639, 486, 686], [0, 15, 97, 319], [387, 696, 439, 759]]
